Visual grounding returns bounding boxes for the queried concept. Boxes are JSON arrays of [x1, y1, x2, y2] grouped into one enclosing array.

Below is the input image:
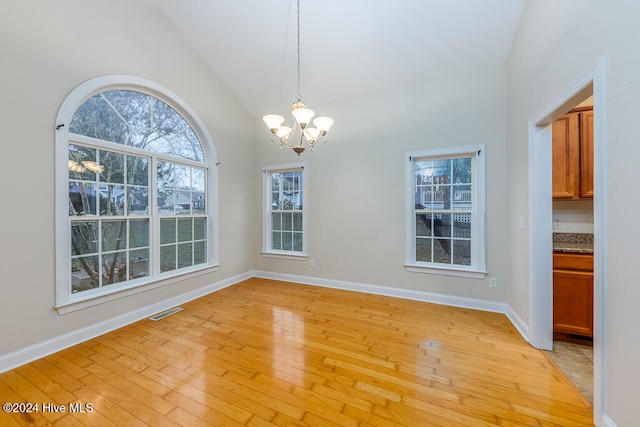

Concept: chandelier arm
[[272, 120, 298, 148]]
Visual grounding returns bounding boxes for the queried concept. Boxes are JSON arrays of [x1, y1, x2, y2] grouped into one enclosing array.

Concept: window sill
[[261, 251, 308, 261], [55, 264, 219, 314], [404, 263, 487, 279]]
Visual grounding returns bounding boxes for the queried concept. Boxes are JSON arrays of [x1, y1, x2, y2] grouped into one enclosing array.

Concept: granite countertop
[[553, 233, 594, 254]]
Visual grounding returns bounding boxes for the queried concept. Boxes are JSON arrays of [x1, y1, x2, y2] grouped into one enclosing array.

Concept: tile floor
[[546, 340, 594, 405]]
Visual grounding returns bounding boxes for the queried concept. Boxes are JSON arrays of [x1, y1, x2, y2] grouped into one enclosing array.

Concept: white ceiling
[[143, 0, 525, 117]]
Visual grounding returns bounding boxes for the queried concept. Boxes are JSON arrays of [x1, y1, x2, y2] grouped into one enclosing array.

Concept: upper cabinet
[[552, 107, 593, 200]]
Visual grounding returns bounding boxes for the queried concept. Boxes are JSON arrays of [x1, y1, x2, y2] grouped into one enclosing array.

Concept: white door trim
[[528, 57, 606, 425]]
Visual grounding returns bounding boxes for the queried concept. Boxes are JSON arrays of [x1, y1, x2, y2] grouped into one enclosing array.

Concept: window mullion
[[150, 155, 159, 276]]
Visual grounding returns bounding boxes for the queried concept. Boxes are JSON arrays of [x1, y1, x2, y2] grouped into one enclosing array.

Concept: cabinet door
[[552, 113, 580, 199], [580, 110, 594, 198], [553, 269, 594, 337]]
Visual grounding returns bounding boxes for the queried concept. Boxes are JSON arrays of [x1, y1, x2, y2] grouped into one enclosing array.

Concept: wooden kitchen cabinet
[[552, 107, 593, 200], [553, 252, 593, 341], [579, 109, 594, 198]]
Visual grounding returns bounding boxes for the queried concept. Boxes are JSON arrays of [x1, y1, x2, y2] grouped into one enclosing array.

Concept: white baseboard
[[253, 269, 513, 316], [601, 415, 618, 427], [0, 271, 252, 374], [505, 304, 530, 343]]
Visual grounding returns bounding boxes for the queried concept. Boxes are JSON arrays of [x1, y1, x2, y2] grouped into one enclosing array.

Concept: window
[[262, 163, 307, 258], [56, 76, 218, 311], [405, 145, 486, 278]]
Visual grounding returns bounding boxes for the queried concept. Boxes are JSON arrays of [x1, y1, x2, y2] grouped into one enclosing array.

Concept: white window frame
[[405, 145, 487, 278], [261, 162, 308, 260], [55, 75, 219, 313]]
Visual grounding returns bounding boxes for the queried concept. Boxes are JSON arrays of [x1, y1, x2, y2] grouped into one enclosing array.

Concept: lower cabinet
[[553, 253, 594, 340]]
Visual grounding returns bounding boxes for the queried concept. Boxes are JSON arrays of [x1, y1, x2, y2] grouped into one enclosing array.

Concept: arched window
[[55, 76, 218, 312]]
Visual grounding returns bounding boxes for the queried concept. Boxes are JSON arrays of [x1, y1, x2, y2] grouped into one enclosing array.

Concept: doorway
[[528, 59, 606, 423]]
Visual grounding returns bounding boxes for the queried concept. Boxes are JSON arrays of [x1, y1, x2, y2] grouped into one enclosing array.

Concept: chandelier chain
[[296, 0, 301, 102]]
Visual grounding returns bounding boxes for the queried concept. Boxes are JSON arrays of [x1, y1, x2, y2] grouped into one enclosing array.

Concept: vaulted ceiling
[[141, 0, 525, 117]]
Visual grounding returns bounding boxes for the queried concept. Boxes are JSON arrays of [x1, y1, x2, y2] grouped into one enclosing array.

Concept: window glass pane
[[99, 184, 125, 215], [194, 218, 206, 240], [192, 167, 205, 192], [453, 215, 471, 239], [71, 221, 99, 255], [440, 185, 451, 210], [453, 240, 471, 266], [99, 150, 125, 184], [194, 241, 206, 265], [72, 256, 99, 293], [271, 173, 281, 206], [129, 249, 149, 279], [157, 161, 174, 215], [453, 157, 471, 184], [178, 243, 193, 269], [102, 220, 126, 252], [282, 213, 293, 231], [292, 191, 302, 210], [127, 186, 148, 216], [175, 165, 190, 189], [452, 184, 471, 211], [160, 245, 176, 272], [160, 218, 176, 244], [102, 251, 127, 285], [158, 189, 176, 215], [192, 193, 206, 215], [272, 232, 282, 250], [157, 161, 174, 188], [433, 213, 451, 238], [178, 218, 193, 242], [272, 212, 282, 231], [129, 219, 149, 248], [127, 155, 148, 186], [192, 168, 206, 214], [175, 190, 191, 215], [282, 232, 293, 251], [293, 213, 302, 232], [69, 182, 97, 216], [69, 90, 204, 161], [415, 214, 432, 237], [68, 145, 97, 182], [282, 172, 292, 192], [433, 239, 451, 264], [416, 238, 432, 263], [293, 232, 303, 252]]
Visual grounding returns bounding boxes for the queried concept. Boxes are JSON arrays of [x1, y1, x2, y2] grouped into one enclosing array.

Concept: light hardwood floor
[[0, 278, 593, 426]]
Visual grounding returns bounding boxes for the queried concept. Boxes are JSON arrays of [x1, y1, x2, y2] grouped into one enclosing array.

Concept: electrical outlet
[[224, 260, 230, 269], [309, 259, 315, 268], [490, 277, 498, 288], [554, 218, 561, 229]]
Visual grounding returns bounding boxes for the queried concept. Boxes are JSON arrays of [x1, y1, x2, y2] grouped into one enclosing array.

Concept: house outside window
[[56, 76, 218, 312], [405, 145, 486, 278], [262, 162, 307, 258]]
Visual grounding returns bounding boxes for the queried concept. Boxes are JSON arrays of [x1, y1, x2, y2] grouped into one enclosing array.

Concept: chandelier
[[262, 0, 333, 155]]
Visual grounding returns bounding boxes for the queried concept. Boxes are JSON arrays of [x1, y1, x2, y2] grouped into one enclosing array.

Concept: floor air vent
[[149, 307, 183, 321]]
